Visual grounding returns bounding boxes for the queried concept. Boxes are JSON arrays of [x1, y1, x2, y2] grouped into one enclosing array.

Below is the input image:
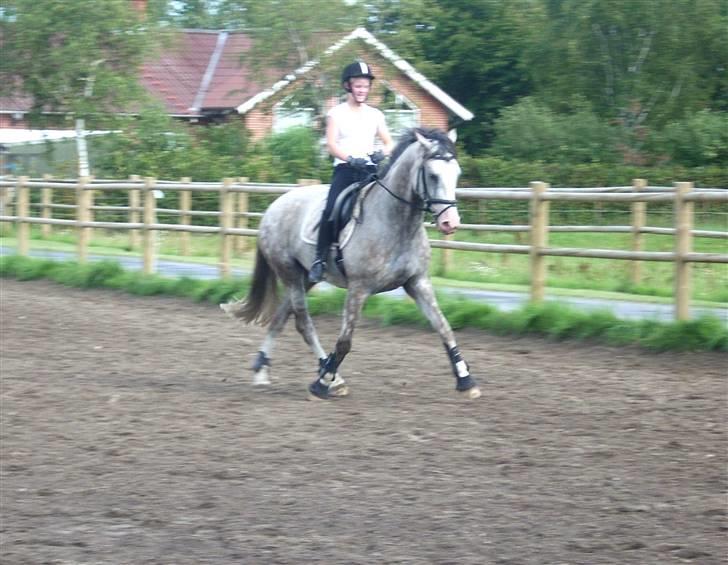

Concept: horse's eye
[[429, 174, 438, 182]]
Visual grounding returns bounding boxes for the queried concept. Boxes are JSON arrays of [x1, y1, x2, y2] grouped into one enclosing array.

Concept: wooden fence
[[1, 176, 726, 321]]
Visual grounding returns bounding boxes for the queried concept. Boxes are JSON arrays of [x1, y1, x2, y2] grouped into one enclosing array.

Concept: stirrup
[[309, 259, 326, 283]]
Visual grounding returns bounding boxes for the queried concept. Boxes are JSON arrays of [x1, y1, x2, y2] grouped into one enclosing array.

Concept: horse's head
[[414, 130, 461, 235]]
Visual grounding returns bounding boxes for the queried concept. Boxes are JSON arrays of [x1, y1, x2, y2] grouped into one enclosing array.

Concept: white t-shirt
[[327, 102, 386, 165]]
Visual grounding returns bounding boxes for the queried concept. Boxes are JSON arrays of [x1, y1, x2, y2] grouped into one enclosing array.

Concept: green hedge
[[456, 155, 727, 224], [2, 255, 725, 353], [458, 155, 728, 189]]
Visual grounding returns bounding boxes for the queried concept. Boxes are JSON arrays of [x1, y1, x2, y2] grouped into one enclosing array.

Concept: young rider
[[308, 61, 395, 283]]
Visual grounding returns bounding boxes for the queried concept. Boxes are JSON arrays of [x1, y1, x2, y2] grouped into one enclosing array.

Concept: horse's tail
[[220, 245, 278, 325]]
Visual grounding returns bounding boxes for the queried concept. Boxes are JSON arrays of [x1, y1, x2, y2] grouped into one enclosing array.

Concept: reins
[[371, 175, 426, 211]]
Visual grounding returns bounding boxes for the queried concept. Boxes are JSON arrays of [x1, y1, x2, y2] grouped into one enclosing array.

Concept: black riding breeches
[[316, 164, 370, 255]]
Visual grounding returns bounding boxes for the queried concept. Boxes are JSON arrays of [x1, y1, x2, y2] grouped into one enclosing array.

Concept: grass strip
[[1, 255, 725, 353]]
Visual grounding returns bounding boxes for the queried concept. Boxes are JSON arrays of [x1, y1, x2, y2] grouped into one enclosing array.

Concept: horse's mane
[[379, 128, 456, 177]]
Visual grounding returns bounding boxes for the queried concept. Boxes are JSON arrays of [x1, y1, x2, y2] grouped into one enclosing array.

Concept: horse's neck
[[373, 149, 423, 231]]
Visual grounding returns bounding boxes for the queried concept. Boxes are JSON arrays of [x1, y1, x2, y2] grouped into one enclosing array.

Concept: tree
[[218, 0, 362, 66], [168, 0, 217, 28], [373, 0, 536, 153], [0, 0, 162, 174], [523, 0, 728, 126]]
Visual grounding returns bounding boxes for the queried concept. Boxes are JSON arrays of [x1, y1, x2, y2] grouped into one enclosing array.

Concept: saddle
[[300, 178, 374, 249]]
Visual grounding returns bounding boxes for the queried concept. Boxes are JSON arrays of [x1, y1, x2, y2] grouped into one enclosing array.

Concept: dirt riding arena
[[1, 279, 725, 564]]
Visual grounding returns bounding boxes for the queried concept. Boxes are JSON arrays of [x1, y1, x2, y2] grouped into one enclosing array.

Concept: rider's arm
[[326, 115, 351, 162]]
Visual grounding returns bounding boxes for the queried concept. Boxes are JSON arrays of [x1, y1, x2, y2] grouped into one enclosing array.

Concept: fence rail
[[1, 175, 726, 321]]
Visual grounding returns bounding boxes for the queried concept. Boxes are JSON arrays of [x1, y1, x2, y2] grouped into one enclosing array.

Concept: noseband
[[374, 152, 458, 220], [418, 153, 458, 220]]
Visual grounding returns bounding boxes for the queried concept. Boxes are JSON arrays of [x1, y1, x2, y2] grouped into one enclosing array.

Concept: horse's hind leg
[[251, 295, 293, 385], [404, 275, 481, 399]]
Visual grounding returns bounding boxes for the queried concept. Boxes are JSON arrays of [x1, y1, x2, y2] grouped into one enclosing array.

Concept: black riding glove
[[369, 150, 385, 165], [346, 156, 369, 171]]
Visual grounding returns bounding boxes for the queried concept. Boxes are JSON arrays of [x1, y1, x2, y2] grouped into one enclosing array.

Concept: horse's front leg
[[404, 275, 481, 399], [308, 286, 369, 400], [288, 279, 348, 397]]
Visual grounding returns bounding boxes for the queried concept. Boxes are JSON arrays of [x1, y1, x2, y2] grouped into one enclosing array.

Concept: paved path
[[2, 246, 726, 324]]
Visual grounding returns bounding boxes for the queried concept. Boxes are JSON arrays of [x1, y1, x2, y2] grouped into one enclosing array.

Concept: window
[[273, 107, 315, 133], [384, 109, 418, 135], [379, 88, 419, 136]]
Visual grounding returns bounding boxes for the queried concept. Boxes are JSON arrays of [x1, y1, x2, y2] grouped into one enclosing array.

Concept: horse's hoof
[[461, 386, 482, 400], [252, 367, 271, 386], [455, 375, 482, 400], [328, 374, 349, 397], [307, 379, 330, 400], [328, 384, 349, 397]]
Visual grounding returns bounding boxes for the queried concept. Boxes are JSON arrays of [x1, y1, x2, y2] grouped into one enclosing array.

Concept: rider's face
[[348, 78, 371, 103]]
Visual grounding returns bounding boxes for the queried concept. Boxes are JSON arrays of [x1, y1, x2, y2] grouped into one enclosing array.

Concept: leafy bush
[[237, 127, 330, 184], [489, 98, 620, 164], [488, 99, 728, 169], [256, 126, 331, 183], [95, 105, 201, 179], [647, 110, 728, 167]]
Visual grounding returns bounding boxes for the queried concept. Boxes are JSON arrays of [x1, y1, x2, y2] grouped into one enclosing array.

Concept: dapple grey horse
[[222, 128, 481, 400]]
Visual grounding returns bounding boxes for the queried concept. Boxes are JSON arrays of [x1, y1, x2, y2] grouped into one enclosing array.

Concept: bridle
[[373, 150, 458, 221]]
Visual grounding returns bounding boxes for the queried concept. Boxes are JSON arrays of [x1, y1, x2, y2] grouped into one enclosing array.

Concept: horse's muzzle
[[436, 206, 461, 235]]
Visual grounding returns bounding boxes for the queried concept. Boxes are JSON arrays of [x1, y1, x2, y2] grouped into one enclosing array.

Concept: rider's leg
[[309, 220, 332, 283], [309, 164, 357, 283]]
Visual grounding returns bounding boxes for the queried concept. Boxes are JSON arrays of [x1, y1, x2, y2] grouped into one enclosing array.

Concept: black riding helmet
[[341, 61, 375, 90]]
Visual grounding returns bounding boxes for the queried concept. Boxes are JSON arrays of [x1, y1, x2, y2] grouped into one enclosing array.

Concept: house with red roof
[[134, 25, 473, 140], [2, 23, 471, 135], [1, 6, 472, 161]]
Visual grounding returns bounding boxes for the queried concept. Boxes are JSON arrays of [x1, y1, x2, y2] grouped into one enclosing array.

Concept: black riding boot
[[309, 220, 332, 283], [309, 256, 325, 283]]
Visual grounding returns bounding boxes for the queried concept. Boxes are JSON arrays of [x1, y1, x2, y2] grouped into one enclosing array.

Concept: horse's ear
[[447, 129, 457, 143], [415, 130, 431, 149]]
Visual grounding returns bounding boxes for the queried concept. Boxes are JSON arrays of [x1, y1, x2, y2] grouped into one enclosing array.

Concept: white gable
[[236, 27, 473, 122]]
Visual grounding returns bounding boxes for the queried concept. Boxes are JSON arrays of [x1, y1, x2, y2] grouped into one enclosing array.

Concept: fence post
[[674, 181, 694, 321], [87, 175, 95, 228], [41, 174, 53, 238], [179, 177, 191, 256], [0, 178, 14, 218], [16, 176, 30, 256], [76, 176, 91, 262], [630, 178, 647, 285], [219, 178, 234, 278], [236, 176, 249, 254], [143, 177, 157, 274], [529, 181, 549, 302], [129, 175, 141, 250]]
